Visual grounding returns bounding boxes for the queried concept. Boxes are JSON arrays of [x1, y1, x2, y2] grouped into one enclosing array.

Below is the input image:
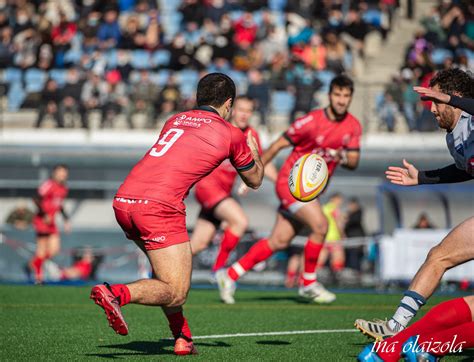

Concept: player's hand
[[237, 182, 250, 196], [247, 132, 260, 161], [413, 86, 451, 104], [43, 214, 52, 225], [64, 220, 72, 234], [385, 159, 419, 186]]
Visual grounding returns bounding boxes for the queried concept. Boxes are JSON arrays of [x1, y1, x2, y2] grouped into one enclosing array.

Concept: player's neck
[[325, 107, 346, 122]]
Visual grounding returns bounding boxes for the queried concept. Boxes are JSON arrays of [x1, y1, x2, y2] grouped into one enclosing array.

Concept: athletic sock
[[212, 228, 240, 272], [166, 311, 193, 340], [377, 297, 472, 361], [110, 284, 131, 306], [388, 290, 427, 332], [227, 238, 273, 281], [31, 256, 44, 277], [301, 241, 323, 287], [417, 321, 474, 356]]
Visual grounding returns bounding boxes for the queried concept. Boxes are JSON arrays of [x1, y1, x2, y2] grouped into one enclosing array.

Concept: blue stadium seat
[[3, 67, 22, 83], [271, 91, 295, 116], [151, 49, 171, 68], [25, 68, 47, 93], [269, 0, 287, 11], [430, 48, 453, 65], [49, 69, 67, 87], [227, 70, 247, 93], [316, 70, 336, 93], [176, 69, 199, 98], [151, 69, 170, 86], [7, 82, 26, 111], [131, 50, 151, 69], [105, 49, 119, 68]]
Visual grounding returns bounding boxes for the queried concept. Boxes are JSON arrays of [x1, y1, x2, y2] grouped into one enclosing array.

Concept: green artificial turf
[[0, 286, 471, 361]]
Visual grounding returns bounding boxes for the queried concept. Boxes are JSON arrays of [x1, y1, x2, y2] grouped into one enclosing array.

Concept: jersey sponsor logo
[[288, 115, 313, 134], [172, 114, 213, 128], [151, 235, 166, 242]]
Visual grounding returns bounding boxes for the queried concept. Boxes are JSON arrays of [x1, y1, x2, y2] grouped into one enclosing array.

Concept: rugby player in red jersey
[[90, 73, 264, 355], [191, 95, 277, 271], [29, 164, 70, 284], [217, 75, 362, 304]]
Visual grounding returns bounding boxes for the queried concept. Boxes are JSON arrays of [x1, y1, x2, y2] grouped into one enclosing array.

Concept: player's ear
[[225, 98, 233, 112]]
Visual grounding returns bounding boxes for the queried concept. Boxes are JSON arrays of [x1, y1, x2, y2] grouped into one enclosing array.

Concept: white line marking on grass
[[174, 329, 357, 340]]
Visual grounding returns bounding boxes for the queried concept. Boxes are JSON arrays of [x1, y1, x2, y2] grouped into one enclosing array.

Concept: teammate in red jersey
[[90, 73, 264, 355], [29, 164, 70, 284], [191, 95, 277, 271], [217, 75, 362, 304]]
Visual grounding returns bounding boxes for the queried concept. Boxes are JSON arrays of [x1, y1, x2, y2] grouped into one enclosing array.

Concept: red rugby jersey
[[194, 126, 262, 198], [36, 179, 68, 216], [278, 109, 362, 188], [116, 107, 255, 213]]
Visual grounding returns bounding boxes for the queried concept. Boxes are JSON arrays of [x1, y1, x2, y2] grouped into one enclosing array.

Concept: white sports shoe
[[216, 269, 236, 304], [354, 318, 396, 341], [298, 281, 336, 304]]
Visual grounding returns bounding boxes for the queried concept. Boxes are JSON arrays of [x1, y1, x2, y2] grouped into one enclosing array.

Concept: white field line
[[169, 329, 357, 340]]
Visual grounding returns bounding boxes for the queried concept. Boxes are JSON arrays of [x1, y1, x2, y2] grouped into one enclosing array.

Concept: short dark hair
[[234, 95, 254, 104], [196, 73, 236, 108], [53, 164, 69, 172], [329, 74, 354, 94], [429, 68, 473, 98]]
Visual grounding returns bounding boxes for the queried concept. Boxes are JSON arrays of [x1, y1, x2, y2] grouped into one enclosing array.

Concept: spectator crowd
[[0, 0, 400, 129], [377, 0, 473, 132]]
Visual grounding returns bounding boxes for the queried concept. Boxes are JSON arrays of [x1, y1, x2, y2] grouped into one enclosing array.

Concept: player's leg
[[330, 242, 345, 274], [227, 213, 295, 280], [29, 235, 49, 283], [212, 198, 248, 271], [45, 233, 61, 260], [358, 296, 474, 362], [356, 217, 474, 340], [294, 200, 328, 287], [292, 201, 335, 303], [190, 217, 217, 255], [218, 213, 295, 304], [388, 217, 474, 332]]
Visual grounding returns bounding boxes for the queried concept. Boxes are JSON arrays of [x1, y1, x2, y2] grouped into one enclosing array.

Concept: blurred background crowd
[[1, 0, 471, 131]]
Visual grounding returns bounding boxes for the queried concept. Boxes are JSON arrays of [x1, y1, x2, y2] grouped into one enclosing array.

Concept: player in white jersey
[[355, 68, 474, 342]]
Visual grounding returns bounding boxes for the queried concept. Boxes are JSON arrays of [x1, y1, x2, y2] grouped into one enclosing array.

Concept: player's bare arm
[[340, 150, 360, 170], [238, 132, 264, 189]]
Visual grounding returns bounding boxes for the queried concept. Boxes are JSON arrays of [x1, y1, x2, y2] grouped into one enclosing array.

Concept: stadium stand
[[0, 0, 403, 130]]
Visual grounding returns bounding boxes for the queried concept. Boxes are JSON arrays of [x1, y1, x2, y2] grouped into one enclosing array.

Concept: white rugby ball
[[288, 153, 329, 202]]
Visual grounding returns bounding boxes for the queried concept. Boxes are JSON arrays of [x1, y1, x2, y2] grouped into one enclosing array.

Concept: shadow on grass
[[85, 339, 231, 358], [256, 340, 291, 345]]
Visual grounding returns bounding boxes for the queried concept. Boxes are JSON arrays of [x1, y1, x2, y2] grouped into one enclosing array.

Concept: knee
[[190, 239, 207, 255], [168, 288, 189, 307], [268, 235, 290, 251], [310, 218, 328, 238], [229, 215, 248, 236]]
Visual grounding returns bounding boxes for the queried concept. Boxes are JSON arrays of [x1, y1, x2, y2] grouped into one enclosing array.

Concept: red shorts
[[33, 214, 58, 236], [194, 183, 230, 211], [113, 197, 188, 250], [275, 178, 308, 214]]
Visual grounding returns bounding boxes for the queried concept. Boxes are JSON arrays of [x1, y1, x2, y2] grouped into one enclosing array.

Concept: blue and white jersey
[[446, 111, 474, 176]]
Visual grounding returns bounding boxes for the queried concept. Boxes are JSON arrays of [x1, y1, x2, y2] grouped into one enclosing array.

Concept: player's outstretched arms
[[238, 132, 264, 189], [414, 86, 474, 114], [413, 86, 451, 104], [385, 159, 419, 186]]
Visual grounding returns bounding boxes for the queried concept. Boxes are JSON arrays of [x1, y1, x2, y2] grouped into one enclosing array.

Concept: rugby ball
[[288, 154, 328, 202]]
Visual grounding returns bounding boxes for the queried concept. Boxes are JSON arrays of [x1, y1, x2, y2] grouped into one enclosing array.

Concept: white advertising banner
[[380, 229, 474, 281]]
